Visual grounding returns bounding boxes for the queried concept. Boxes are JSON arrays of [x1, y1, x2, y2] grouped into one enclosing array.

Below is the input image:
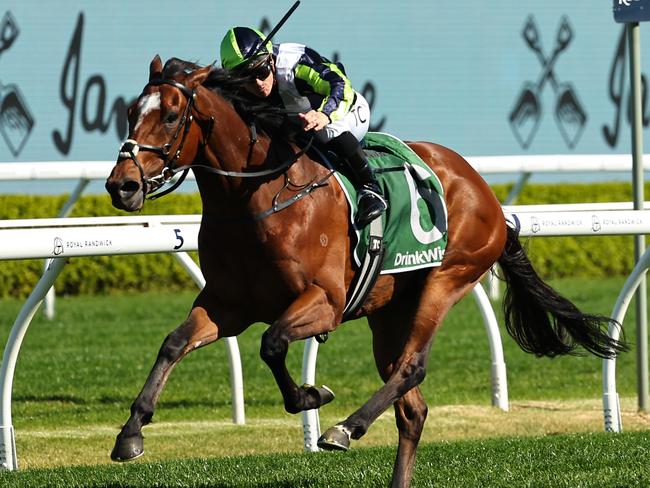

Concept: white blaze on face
[[134, 92, 161, 131]]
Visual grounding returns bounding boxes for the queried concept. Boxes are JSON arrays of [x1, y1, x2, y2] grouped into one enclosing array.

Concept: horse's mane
[[162, 57, 289, 136]]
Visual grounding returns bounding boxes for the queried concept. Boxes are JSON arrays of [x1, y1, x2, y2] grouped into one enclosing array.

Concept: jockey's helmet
[[220, 27, 272, 70]]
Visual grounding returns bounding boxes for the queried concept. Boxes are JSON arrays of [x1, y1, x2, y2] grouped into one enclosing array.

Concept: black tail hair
[[498, 225, 628, 359]]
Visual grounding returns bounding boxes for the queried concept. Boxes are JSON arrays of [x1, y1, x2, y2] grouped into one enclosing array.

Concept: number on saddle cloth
[[333, 132, 449, 273]]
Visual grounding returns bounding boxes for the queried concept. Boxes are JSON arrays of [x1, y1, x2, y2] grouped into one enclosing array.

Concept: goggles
[[243, 56, 273, 81]]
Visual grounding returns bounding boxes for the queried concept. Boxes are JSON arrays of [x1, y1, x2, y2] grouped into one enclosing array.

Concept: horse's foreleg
[[260, 283, 339, 414], [111, 301, 233, 462]]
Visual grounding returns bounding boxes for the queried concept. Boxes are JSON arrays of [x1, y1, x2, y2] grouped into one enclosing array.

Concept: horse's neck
[[194, 95, 277, 215], [194, 89, 327, 220], [206, 97, 263, 166]]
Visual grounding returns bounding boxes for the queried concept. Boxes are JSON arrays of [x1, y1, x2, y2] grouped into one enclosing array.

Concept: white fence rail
[[0, 215, 200, 259], [2, 154, 650, 181], [0, 215, 224, 471], [468, 153, 650, 174]]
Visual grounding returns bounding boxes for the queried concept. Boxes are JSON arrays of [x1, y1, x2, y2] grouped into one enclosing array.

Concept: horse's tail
[[497, 225, 628, 359]]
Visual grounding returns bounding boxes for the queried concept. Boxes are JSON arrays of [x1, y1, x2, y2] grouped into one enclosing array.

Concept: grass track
[[1, 431, 649, 487], [1, 276, 649, 485]]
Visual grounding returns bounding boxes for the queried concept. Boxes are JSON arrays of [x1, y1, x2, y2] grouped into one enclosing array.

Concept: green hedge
[[0, 193, 203, 298], [0, 182, 646, 298]]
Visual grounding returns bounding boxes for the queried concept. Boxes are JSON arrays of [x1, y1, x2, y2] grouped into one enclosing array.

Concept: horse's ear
[[149, 55, 163, 80], [185, 65, 213, 89]]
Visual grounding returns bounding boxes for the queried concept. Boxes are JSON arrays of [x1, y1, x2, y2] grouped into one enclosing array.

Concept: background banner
[[0, 1, 646, 162]]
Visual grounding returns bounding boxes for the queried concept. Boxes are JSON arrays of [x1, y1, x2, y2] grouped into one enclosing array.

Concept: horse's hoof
[[111, 432, 144, 462], [302, 384, 335, 408], [317, 424, 350, 451]]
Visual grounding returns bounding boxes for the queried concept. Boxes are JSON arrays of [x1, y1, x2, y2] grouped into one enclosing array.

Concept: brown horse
[[105, 55, 626, 488]]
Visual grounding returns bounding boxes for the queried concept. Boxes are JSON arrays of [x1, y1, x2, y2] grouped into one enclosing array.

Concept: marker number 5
[[173, 228, 184, 250]]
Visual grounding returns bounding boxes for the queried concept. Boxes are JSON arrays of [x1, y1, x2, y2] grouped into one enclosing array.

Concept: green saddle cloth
[[334, 132, 448, 273]]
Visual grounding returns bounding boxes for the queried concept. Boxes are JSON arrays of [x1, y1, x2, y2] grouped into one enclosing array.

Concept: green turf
[[0, 276, 647, 483], [0, 275, 641, 424], [1, 431, 649, 487]]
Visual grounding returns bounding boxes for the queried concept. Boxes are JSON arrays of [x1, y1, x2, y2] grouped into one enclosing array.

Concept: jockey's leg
[[316, 91, 386, 228], [260, 283, 339, 414], [328, 131, 387, 227]]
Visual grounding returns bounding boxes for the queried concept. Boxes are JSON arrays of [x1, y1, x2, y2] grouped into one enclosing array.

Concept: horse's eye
[[165, 112, 179, 124]]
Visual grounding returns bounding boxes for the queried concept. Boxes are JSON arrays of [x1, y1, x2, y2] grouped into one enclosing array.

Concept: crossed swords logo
[[0, 11, 35, 157], [509, 16, 588, 150]]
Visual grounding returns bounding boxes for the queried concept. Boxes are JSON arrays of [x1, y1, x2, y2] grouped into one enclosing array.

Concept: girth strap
[[341, 216, 384, 321], [314, 214, 384, 344]]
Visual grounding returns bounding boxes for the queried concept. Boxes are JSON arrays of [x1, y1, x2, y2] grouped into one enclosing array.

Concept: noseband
[[118, 79, 199, 199]]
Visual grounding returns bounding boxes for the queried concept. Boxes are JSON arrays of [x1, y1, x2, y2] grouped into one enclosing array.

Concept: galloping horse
[[105, 55, 626, 488]]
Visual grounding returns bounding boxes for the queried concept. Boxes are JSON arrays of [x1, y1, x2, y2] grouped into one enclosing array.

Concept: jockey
[[219, 26, 387, 227]]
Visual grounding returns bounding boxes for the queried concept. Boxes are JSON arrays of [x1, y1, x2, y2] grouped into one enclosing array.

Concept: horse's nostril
[[121, 180, 140, 194], [106, 179, 141, 201]]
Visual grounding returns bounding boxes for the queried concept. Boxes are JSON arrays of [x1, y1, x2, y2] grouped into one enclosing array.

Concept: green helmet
[[220, 27, 273, 70]]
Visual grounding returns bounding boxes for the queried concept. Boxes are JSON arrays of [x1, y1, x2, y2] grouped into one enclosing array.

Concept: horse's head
[[106, 55, 212, 211]]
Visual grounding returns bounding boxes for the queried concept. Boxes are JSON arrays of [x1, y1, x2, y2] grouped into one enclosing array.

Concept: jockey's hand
[[298, 110, 330, 132]]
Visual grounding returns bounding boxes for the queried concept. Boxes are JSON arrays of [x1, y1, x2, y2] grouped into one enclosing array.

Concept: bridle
[[117, 77, 312, 201], [118, 79, 200, 200]]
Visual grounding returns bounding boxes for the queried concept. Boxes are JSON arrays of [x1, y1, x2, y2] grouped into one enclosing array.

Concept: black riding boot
[[347, 146, 388, 226], [328, 132, 388, 227]]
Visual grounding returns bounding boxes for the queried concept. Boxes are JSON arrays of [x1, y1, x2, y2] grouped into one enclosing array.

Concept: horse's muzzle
[[105, 177, 144, 212]]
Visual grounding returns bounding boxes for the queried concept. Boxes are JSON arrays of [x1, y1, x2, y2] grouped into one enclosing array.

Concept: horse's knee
[[411, 364, 426, 385], [158, 328, 191, 362], [400, 360, 426, 390], [260, 328, 288, 364]]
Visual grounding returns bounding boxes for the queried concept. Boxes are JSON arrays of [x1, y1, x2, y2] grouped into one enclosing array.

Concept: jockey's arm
[[293, 48, 356, 127]]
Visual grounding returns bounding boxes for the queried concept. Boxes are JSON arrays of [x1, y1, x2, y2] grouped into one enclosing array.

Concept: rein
[[253, 169, 334, 221], [160, 137, 312, 180], [118, 77, 313, 201]]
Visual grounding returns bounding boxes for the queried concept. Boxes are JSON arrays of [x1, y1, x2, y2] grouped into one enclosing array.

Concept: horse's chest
[[198, 231, 310, 299]]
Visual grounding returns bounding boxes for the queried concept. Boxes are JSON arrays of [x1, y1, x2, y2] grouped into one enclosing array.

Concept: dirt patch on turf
[[354, 397, 650, 446]]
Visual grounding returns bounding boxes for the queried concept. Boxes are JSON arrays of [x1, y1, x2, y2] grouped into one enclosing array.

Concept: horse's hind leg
[[392, 388, 428, 488], [318, 271, 474, 473], [111, 291, 245, 462], [368, 305, 429, 487]]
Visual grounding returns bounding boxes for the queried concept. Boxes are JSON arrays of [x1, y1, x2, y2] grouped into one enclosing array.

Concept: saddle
[[311, 132, 449, 321]]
